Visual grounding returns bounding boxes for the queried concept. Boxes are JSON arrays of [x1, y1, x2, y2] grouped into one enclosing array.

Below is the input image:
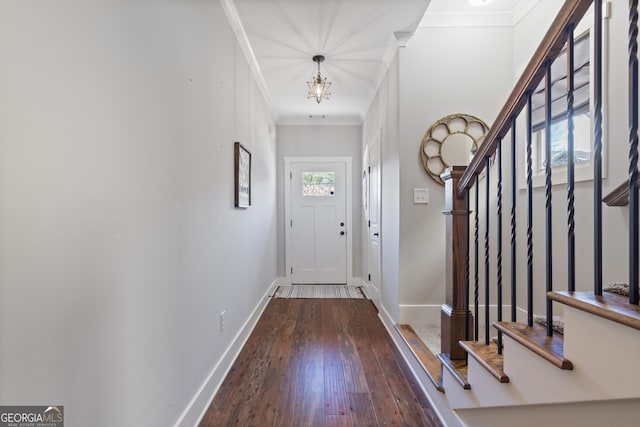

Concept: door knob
[[373, 232, 379, 236], [340, 231, 345, 235], [340, 222, 345, 227]]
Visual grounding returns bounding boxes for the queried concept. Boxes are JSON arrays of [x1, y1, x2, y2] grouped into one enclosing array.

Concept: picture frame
[[234, 142, 251, 208]]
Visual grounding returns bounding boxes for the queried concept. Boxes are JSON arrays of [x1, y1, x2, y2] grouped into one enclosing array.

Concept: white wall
[[397, 24, 513, 314], [276, 125, 362, 280], [0, 1, 277, 426]]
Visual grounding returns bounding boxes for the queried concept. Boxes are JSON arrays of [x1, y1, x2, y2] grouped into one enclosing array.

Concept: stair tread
[[494, 321, 573, 370], [549, 291, 640, 331], [437, 353, 470, 389], [459, 341, 509, 383], [396, 324, 444, 392]]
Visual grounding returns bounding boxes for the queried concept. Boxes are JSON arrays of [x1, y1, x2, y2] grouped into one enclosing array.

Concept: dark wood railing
[[442, 0, 640, 360]]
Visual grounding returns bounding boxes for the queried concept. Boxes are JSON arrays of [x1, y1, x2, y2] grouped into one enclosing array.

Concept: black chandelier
[[307, 55, 331, 104]]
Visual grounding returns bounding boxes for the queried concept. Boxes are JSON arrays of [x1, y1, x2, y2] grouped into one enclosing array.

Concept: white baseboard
[[349, 277, 366, 287], [275, 277, 364, 287], [273, 276, 290, 286], [174, 279, 278, 427], [398, 304, 529, 328]]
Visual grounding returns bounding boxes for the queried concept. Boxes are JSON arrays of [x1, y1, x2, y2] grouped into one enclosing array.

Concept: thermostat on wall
[[413, 188, 429, 204]]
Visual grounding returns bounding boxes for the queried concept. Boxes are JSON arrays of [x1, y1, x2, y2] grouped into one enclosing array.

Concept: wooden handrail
[[457, 0, 593, 194]]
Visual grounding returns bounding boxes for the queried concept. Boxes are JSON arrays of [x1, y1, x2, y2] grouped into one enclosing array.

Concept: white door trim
[[284, 156, 353, 285], [365, 132, 381, 307]]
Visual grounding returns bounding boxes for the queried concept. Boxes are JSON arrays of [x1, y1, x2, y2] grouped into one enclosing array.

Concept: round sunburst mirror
[[420, 113, 490, 185]]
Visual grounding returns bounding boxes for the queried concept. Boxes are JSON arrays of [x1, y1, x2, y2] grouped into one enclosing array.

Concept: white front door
[[288, 160, 348, 284], [367, 136, 381, 306]]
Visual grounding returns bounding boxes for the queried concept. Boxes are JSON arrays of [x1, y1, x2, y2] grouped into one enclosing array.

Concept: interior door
[[367, 135, 381, 306], [290, 161, 347, 284]]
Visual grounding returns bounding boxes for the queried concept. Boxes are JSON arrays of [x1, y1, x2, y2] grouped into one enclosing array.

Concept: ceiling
[[223, 0, 527, 126]]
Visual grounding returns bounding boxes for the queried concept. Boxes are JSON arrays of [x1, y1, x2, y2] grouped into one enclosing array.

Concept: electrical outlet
[[220, 311, 226, 333]]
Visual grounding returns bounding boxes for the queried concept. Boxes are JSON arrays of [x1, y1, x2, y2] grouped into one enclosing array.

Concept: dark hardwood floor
[[200, 298, 444, 427]]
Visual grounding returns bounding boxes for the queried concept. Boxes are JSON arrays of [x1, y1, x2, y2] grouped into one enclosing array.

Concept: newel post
[[441, 166, 472, 360]]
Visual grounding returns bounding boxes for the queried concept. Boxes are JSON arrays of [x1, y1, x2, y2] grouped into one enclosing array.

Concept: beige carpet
[[273, 285, 365, 299], [413, 324, 441, 354]]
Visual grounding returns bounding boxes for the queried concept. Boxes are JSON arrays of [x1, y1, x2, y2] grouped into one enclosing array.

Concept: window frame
[[518, 5, 608, 189]]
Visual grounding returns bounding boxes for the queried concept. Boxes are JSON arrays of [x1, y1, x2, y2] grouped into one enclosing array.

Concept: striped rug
[[273, 285, 365, 299]]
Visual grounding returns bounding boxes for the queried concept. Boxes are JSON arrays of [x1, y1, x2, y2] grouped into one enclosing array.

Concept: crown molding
[[393, 31, 415, 47], [219, 0, 274, 117], [512, 0, 543, 26], [419, 11, 513, 27], [419, 0, 543, 28]]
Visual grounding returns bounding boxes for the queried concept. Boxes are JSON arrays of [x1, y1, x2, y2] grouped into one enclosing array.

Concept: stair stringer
[[455, 397, 640, 427], [446, 304, 640, 410]]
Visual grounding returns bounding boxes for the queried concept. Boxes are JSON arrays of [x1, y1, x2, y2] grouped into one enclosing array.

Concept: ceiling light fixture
[[468, 0, 495, 6], [307, 55, 331, 104]]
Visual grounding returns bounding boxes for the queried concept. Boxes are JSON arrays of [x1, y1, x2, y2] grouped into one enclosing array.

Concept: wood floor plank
[[349, 305, 403, 426], [335, 304, 369, 393], [325, 415, 353, 427], [375, 347, 434, 426], [323, 301, 350, 416], [366, 390, 403, 427], [246, 323, 296, 426], [301, 354, 325, 426], [393, 342, 446, 427], [324, 360, 350, 416], [322, 300, 343, 363], [200, 298, 443, 427], [283, 299, 324, 427], [274, 356, 305, 427], [348, 392, 378, 426]]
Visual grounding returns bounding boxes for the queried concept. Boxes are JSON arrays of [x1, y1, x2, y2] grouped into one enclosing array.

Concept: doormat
[[273, 285, 365, 299]]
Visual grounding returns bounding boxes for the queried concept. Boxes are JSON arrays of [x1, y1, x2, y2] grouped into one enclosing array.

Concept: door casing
[[365, 134, 381, 307]]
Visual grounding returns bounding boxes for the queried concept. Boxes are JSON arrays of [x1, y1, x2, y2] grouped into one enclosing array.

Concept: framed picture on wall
[[234, 142, 251, 208]]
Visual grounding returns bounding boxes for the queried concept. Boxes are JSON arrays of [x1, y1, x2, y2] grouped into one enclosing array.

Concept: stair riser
[[444, 355, 523, 410], [459, 305, 640, 409], [503, 335, 584, 403], [564, 306, 640, 398], [442, 367, 479, 409]]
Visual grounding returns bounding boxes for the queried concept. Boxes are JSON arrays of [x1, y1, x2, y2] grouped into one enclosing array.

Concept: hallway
[[200, 298, 443, 426]]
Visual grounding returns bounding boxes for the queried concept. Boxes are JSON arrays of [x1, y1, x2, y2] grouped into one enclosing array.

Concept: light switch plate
[[414, 188, 429, 204]]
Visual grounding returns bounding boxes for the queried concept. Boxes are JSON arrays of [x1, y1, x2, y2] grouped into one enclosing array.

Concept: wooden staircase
[[392, 1, 640, 425], [397, 290, 640, 426]]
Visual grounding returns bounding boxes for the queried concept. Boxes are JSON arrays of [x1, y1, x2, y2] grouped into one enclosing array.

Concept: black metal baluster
[[511, 118, 517, 322], [567, 25, 576, 292], [497, 139, 503, 354], [485, 157, 491, 346], [545, 61, 554, 337], [475, 177, 480, 339], [527, 92, 534, 327], [466, 191, 471, 341], [595, 0, 604, 295], [630, 0, 639, 305]]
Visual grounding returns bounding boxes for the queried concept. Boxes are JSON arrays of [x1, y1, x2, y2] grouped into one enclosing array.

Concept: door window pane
[[302, 171, 335, 196]]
